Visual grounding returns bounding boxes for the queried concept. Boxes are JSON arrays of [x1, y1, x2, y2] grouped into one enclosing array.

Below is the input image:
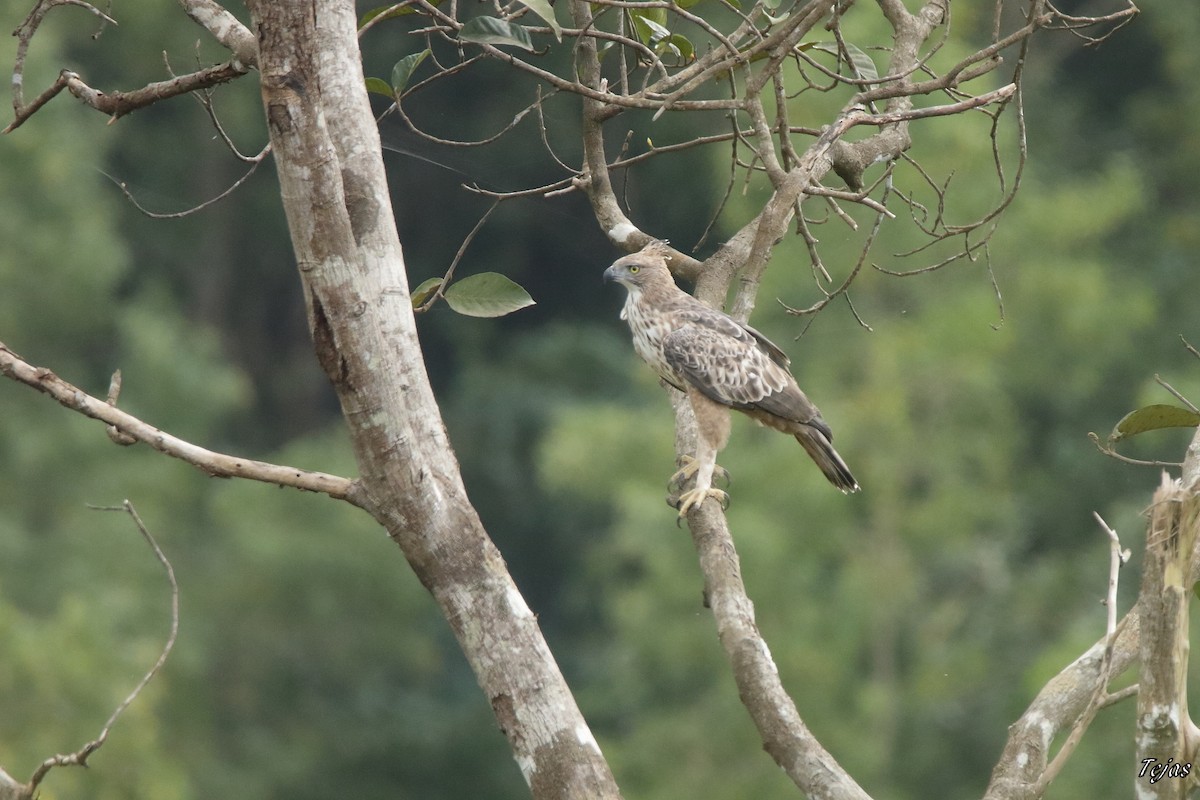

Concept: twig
[[0, 342, 362, 504], [1181, 335, 1200, 362], [393, 95, 537, 148], [1098, 682, 1139, 709], [1095, 512, 1130, 636], [984, 244, 1006, 330], [184, 54, 267, 164], [100, 147, 269, 219], [21, 500, 179, 795], [464, 176, 576, 200], [1088, 432, 1184, 470], [805, 184, 896, 218], [1155, 374, 1199, 415], [357, 0, 421, 37], [847, 83, 1018, 129], [415, 199, 501, 312], [9, 0, 117, 120], [1028, 512, 1129, 795], [778, 177, 887, 319], [532, 86, 577, 175], [104, 369, 137, 445]]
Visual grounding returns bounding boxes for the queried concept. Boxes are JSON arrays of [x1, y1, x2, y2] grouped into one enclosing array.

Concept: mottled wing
[[670, 306, 789, 365], [662, 318, 831, 436], [740, 322, 790, 368], [662, 325, 779, 404]]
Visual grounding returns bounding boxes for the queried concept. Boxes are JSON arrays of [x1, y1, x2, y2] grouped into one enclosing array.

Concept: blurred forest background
[[1, 1, 1198, 798]]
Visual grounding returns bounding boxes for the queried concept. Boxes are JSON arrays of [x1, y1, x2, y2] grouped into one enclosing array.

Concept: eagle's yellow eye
[[629, 265, 640, 273]]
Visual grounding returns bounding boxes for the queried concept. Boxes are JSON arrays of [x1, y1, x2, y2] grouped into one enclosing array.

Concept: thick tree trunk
[[243, 2, 621, 796]]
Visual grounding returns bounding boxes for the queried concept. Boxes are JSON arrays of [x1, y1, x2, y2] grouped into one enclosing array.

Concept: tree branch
[[0, 500, 179, 800], [4, 61, 249, 134], [685, 497, 873, 799], [985, 454, 1200, 799], [0, 342, 361, 503], [176, 0, 257, 65], [5, 0, 252, 133], [569, 0, 703, 273], [984, 601, 1141, 799], [1026, 513, 1130, 796]]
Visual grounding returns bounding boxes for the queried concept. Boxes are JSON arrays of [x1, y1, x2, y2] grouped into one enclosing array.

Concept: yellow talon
[[668, 455, 730, 491], [676, 487, 730, 517]]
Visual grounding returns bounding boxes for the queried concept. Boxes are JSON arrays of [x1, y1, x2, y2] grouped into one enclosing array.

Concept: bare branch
[[104, 369, 137, 445], [101, 147, 269, 218], [1099, 683, 1139, 709], [5, 61, 249, 134], [393, 95, 538, 148], [1155, 374, 1199, 415], [1181, 335, 1200, 362], [17, 500, 179, 797], [183, 57, 268, 163], [0, 342, 361, 504], [984, 605, 1141, 800], [805, 184, 896, 218], [684, 487, 873, 799], [988, 483, 1200, 800], [6, 0, 252, 133], [177, 0, 256, 63], [1087, 432, 1185, 470], [776, 179, 886, 321], [1028, 513, 1129, 795], [9, 0, 116, 116], [568, 0, 704, 275]]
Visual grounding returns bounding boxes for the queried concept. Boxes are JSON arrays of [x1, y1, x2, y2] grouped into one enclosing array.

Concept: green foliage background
[[1, 2, 1198, 799]]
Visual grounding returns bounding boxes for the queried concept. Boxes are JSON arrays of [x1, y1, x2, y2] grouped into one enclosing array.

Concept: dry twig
[[0, 501, 180, 799], [0, 342, 361, 504]]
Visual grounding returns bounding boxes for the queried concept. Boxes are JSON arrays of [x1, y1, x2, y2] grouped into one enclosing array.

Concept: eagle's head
[[603, 252, 673, 291]]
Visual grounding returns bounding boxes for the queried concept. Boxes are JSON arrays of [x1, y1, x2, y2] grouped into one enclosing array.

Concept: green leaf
[[365, 77, 396, 99], [657, 33, 694, 63], [1109, 404, 1200, 443], [410, 277, 444, 308], [803, 41, 879, 83], [629, 8, 670, 45], [391, 49, 431, 96], [517, 0, 561, 40], [459, 16, 536, 51], [443, 273, 536, 317], [842, 41, 878, 82]]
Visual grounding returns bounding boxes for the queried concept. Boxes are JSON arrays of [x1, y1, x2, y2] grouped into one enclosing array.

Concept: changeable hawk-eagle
[[604, 246, 859, 516]]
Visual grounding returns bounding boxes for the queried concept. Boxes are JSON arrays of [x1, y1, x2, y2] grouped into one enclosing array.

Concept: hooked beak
[[603, 264, 620, 283]]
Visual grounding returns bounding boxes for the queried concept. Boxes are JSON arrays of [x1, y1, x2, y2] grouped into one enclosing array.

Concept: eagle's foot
[[673, 486, 730, 517], [668, 456, 730, 491]]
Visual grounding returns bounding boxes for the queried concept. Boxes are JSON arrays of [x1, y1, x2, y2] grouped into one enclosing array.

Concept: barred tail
[[795, 427, 860, 493]]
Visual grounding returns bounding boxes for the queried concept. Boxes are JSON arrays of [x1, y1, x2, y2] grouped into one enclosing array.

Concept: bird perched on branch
[[604, 244, 859, 516]]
